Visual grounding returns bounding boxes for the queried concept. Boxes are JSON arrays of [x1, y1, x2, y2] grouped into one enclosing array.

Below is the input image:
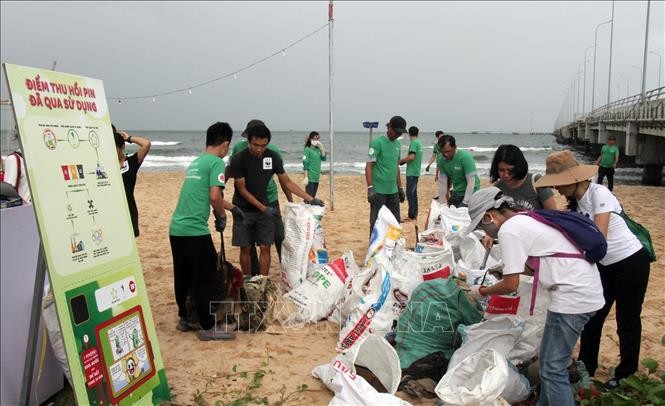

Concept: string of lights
[[109, 22, 329, 103]]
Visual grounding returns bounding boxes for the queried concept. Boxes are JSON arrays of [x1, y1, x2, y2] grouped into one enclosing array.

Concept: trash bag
[[394, 278, 482, 371]]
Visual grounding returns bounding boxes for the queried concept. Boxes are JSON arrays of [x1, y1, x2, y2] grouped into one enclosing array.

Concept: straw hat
[[533, 150, 598, 187]]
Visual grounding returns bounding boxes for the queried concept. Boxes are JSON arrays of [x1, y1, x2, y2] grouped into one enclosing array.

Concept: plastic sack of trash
[[337, 260, 392, 352], [369, 255, 423, 338], [280, 203, 327, 292], [415, 228, 447, 253], [436, 349, 529, 405], [366, 206, 402, 265], [394, 278, 483, 370], [283, 251, 358, 324], [507, 276, 551, 364], [392, 245, 455, 282], [314, 335, 406, 404], [449, 317, 523, 369]]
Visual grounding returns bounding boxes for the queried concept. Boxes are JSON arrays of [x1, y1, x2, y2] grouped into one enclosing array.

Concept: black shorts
[[232, 210, 275, 247]]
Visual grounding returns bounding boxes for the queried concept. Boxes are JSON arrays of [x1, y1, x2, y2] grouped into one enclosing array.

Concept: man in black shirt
[[228, 123, 323, 276]]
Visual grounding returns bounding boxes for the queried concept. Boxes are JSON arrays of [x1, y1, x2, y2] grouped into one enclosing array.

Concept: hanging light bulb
[[233, 73, 238, 80], [282, 49, 286, 57], [188, 88, 192, 95]]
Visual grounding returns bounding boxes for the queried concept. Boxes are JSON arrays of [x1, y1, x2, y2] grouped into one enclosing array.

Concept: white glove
[[469, 285, 484, 300]]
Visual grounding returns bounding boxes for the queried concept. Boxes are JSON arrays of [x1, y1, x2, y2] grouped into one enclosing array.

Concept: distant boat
[[471, 131, 478, 134]]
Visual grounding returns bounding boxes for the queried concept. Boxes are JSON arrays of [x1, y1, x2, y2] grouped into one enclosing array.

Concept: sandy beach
[[134, 172, 665, 405]]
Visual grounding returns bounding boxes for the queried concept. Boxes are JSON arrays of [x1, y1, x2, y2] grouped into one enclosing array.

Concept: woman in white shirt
[[535, 150, 650, 389]]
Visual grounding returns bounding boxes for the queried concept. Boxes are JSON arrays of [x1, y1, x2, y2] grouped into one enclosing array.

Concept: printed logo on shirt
[[218, 173, 225, 184], [303, 154, 307, 161], [263, 157, 273, 170], [368, 147, 375, 156], [120, 160, 129, 174]]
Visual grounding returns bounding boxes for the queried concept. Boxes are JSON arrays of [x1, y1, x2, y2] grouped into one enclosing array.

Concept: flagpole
[[328, 0, 335, 211]]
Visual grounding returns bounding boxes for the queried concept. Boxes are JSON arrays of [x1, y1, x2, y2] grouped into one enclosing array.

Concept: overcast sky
[[1, 1, 663, 132]]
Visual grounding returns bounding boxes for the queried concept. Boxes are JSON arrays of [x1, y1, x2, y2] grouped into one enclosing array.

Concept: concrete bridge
[[554, 86, 665, 185]]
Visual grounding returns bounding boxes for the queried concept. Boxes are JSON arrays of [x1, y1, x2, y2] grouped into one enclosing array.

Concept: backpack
[[519, 209, 608, 316], [521, 209, 608, 263]]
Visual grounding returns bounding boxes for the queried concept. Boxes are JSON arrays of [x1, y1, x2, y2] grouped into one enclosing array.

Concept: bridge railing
[[582, 86, 665, 124]]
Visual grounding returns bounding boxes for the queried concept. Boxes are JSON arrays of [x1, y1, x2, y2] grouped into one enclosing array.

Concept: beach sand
[[134, 172, 665, 405]]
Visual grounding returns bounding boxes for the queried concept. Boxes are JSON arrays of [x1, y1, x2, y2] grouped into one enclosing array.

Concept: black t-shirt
[[121, 153, 141, 236], [229, 148, 285, 212]]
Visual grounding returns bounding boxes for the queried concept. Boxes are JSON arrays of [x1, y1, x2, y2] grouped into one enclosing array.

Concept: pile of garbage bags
[[278, 201, 555, 405]]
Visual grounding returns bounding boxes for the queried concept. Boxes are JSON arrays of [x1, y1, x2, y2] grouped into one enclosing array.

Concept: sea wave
[[151, 141, 180, 146]]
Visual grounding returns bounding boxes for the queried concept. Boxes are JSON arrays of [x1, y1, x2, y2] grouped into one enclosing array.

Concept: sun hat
[[241, 119, 265, 138], [533, 150, 598, 188], [386, 116, 408, 134], [466, 186, 514, 232]]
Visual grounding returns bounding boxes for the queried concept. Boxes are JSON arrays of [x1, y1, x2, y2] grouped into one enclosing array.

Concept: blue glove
[[307, 198, 325, 207], [263, 206, 279, 218], [398, 187, 406, 203]]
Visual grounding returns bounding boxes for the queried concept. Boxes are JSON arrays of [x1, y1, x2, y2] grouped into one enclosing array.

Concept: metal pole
[[328, 0, 335, 210], [576, 64, 583, 118], [606, 0, 615, 107], [592, 20, 611, 111], [650, 51, 662, 87], [640, 0, 651, 99], [583, 46, 593, 114], [20, 243, 47, 406]]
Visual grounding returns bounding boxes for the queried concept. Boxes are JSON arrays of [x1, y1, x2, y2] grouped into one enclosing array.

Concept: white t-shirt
[[499, 215, 605, 314], [576, 183, 642, 266], [3, 152, 31, 202]]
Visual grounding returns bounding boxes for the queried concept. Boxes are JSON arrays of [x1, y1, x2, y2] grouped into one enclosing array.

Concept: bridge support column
[[639, 135, 665, 186], [598, 122, 608, 144], [584, 124, 591, 141], [625, 122, 638, 156]]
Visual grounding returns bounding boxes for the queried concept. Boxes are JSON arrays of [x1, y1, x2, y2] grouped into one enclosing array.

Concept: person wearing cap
[[366, 115, 407, 233], [594, 135, 619, 192], [398, 126, 422, 222], [466, 186, 604, 406], [229, 122, 323, 277], [436, 134, 480, 207], [534, 150, 650, 390], [227, 119, 293, 275], [113, 124, 151, 237]]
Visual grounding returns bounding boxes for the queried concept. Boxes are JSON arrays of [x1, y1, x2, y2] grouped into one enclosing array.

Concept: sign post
[[363, 121, 379, 147], [3, 63, 170, 405]]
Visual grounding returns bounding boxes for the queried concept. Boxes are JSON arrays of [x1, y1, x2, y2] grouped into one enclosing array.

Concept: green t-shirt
[[368, 134, 401, 194], [303, 146, 327, 183], [169, 153, 226, 236], [440, 149, 481, 196], [231, 140, 281, 203], [406, 139, 423, 177], [599, 144, 619, 168], [433, 143, 444, 170]]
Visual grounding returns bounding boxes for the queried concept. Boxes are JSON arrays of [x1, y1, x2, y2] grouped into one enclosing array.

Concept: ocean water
[[0, 129, 645, 183]]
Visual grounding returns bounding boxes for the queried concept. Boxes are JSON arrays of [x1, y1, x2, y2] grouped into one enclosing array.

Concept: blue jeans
[[406, 176, 419, 219], [537, 310, 595, 406]]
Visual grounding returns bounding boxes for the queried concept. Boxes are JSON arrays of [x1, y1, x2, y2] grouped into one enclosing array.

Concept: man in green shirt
[[437, 134, 480, 207], [595, 134, 619, 191], [399, 126, 423, 221], [169, 122, 244, 341], [227, 119, 292, 276], [366, 115, 407, 234]]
